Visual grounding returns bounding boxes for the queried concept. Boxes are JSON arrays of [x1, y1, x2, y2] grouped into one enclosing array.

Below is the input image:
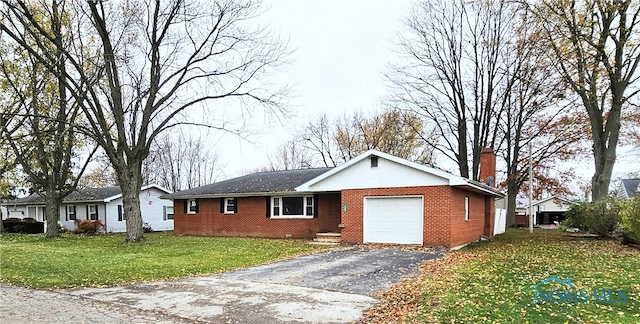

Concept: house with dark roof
[[616, 178, 640, 199], [2, 184, 173, 232], [164, 149, 503, 248]]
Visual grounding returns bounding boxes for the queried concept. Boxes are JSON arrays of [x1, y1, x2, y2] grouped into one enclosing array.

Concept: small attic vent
[[370, 156, 378, 168]]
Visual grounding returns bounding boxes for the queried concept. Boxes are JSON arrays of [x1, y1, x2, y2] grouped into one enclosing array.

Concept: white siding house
[[2, 185, 173, 233], [616, 179, 640, 199]]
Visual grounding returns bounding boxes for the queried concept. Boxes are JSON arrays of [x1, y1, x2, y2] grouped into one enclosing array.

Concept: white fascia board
[[103, 184, 173, 203], [532, 196, 573, 206], [296, 149, 463, 191]]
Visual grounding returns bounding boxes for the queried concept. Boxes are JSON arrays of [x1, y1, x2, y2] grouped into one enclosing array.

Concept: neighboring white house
[[616, 178, 640, 199], [496, 195, 573, 227], [1, 184, 174, 232], [531, 196, 573, 225]]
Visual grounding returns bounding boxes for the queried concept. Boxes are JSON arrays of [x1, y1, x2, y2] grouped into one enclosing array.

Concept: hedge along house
[[2, 184, 174, 233], [165, 149, 502, 248]]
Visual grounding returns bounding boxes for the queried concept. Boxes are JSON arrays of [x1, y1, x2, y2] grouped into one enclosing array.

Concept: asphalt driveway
[[1, 246, 442, 324]]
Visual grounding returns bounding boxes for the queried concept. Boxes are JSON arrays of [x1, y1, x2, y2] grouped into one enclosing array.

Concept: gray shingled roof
[[9, 187, 123, 205], [622, 178, 640, 198], [166, 167, 334, 198]]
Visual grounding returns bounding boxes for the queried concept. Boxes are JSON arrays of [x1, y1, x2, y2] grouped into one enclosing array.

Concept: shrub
[[143, 222, 153, 233], [75, 220, 105, 235], [3, 218, 24, 233], [564, 198, 621, 237], [620, 196, 640, 244], [563, 203, 586, 229], [1, 218, 44, 234], [23, 221, 45, 234]]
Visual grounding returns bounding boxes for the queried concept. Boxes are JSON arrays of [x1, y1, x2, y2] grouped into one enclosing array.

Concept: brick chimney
[[479, 147, 496, 187]]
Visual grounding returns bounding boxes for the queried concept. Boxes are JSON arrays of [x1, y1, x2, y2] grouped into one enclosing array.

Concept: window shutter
[[233, 198, 237, 213], [118, 205, 123, 221], [86, 205, 89, 220], [194, 199, 199, 213], [220, 198, 225, 214], [65, 206, 69, 221], [163, 206, 167, 221], [265, 197, 271, 218], [183, 200, 187, 214], [313, 194, 319, 218]]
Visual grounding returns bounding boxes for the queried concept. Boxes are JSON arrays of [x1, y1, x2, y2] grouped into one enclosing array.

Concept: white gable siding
[[104, 187, 173, 233], [307, 157, 448, 192], [535, 198, 571, 212]]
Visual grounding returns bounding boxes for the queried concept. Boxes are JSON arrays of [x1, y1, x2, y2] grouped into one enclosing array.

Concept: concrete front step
[[315, 232, 341, 243]]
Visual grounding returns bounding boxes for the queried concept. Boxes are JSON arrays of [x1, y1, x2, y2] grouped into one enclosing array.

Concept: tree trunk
[[44, 193, 61, 238], [118, 168, 144, 242], [591, 149, 616, 201], [506, 177, 518, 227]]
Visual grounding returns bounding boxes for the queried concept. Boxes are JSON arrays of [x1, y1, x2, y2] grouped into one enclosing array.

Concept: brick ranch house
[[163, 149, 503, 248]]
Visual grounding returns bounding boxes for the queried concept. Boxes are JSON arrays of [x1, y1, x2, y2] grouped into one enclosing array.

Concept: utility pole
[[529, 142, 533, 234]]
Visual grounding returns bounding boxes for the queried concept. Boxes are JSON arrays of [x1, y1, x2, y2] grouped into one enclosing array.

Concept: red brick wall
[[340, 186, 492, 247], [173, 193, 342, 238], [479, 147, 496, 185], [448, 188, 488, 248]]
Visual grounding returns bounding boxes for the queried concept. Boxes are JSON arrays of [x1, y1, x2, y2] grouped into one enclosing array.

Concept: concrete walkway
[[0, 246, 442, 323]]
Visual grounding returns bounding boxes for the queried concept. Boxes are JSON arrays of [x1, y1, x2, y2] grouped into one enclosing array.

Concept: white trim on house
[[296, 149, 502, 197], [269, 195, 315, 219], [224, 198, 236, 214], [103, 184, 172, 203], [363, 195, 424, 245]]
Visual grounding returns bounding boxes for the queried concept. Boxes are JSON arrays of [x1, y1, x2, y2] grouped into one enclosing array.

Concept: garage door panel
[[364, 197, 423, 245]]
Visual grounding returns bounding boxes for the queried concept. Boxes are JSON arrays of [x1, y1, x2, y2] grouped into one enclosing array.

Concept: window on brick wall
[[224, 198, 236, 214], [465, 196, 469, 221], [270, 195, 314, 219]]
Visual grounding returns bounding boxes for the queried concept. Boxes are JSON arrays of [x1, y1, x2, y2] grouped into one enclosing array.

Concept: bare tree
[[530, 0, 640, 200], [493, 6, 586, 225], [301, 114, 339, 167], [387, 0, 514, 180], [1, 0, 290, 242], [144, 132, 223, 191], [267, 140, 314, 171]]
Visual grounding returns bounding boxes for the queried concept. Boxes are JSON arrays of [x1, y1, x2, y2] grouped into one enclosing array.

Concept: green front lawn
[[0, 233, 327, 289], [364, 229, 640, 323]]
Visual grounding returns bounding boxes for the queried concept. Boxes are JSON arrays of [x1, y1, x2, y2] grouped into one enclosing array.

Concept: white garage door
[[363, 196, 423, 245]]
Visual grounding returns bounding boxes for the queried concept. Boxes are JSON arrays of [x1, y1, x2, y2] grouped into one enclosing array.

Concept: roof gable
[[296, 152, 450, 192], [296, 150, 501, 197], [620, 178, 640, 199]]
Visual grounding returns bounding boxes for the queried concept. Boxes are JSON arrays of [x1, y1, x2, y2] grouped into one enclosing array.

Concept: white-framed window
[[465, 196, 469, 221], [88, 204, 98, 220], [188, 199, 198, 214], [224, 198, 236, 214], [118, 205, 125, 221], [270, 196, 314, 219], [164, 206, 174, 220], [66, 205, 76, 221]]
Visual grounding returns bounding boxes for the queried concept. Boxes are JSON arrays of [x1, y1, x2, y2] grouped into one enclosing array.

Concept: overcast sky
[[217, 0, 413, 176], [214, 0, 638, 193]]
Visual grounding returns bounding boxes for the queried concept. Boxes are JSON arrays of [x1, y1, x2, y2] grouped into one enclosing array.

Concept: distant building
[[616, 178, 640, 199], [1, 184, 173, 233]]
